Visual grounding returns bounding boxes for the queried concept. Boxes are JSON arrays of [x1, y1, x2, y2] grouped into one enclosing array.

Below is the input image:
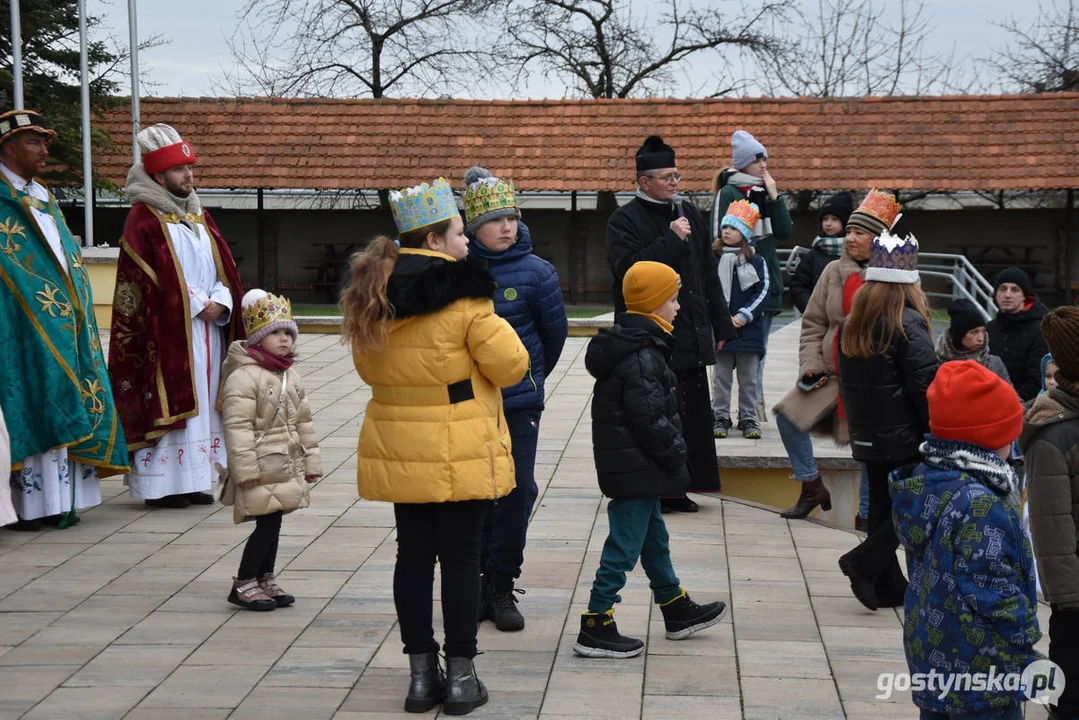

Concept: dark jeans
[[588, 497, 682, 613], [676, 367, 720, 494], [237, 511, 283, 579], [1050, 605, 1079, 718], [843, 460, 916, 582], [393, 500, 486, 658], [481, 411, 540, 589]]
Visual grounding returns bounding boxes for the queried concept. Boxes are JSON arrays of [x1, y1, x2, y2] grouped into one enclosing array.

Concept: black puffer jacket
[[607, 197, 736, 370], [988, 299, 1050, 402], [837, 306, 940, 464], [789, 246, 839, 314], [586, 312, 691, 499]]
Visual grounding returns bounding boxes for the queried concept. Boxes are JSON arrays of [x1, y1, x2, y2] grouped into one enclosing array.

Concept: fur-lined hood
[[387, 249, 496, 320], [1021, 386, 1079, 441]]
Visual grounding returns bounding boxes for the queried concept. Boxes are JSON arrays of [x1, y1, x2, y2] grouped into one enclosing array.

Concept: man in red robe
[[108, 124, 244, 508]]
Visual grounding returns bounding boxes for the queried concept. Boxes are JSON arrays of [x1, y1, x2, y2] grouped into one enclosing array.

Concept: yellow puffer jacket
[[221, 342, 322, 524], [354, 249, 529, 504]]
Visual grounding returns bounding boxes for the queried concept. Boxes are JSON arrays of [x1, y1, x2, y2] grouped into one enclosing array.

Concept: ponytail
[[340, 236, 398, 354]]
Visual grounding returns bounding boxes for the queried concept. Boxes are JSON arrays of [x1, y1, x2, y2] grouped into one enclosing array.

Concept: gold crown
[[389, 178, 460, 235], [242, 292, 293, 339], [725, 199, 761, 227], [463, 177, 517, 226], [854, 189, 902, 228]]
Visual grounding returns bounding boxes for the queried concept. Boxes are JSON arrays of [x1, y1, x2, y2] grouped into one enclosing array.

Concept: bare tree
[[215, 0, 499, 98], [505, 0, 786, 100], [990, 0, 1079, 92], [756, 0, 959, 98]]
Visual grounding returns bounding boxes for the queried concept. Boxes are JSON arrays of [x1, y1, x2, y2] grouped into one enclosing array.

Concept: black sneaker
[[489, 587, 525, 632], [660, 497, 699, 514], [742, 420, 762, 440], [573, 611, 644, 658], [659, 591, 727, 640], [713, 418, 732, 439]]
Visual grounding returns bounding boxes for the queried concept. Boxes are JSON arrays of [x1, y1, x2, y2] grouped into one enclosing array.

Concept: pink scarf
[[246, 345, 295, 372]]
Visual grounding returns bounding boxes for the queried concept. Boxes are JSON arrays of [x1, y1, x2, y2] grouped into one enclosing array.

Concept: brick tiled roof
[[95, 95, 1079, 192]]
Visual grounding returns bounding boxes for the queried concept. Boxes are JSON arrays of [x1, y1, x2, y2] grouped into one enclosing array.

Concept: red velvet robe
[[108, 203, 244, 452]]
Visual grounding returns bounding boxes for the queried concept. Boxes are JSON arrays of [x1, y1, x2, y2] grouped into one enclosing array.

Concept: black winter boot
[[838, 554, 879, 611], [488, 585, 525, 632], [442, 656, 488, 716], [404, 652, 445, 713], [572, 611, 644, 658], [659, 591, 726, 640], [779, 478, 832, 519]]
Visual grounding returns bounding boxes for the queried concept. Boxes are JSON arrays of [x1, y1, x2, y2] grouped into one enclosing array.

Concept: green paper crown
[[389, 178, 460, 235], [463, 177, 517, 225]]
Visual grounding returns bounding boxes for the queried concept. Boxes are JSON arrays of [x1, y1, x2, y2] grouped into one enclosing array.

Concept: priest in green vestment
[[0, 110, 128, 530]]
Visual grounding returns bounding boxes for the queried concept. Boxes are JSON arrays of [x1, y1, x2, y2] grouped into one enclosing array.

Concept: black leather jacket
[[838, 306, 939, 463]]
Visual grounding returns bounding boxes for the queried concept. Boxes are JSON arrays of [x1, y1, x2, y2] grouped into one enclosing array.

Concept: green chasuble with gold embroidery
[[0, 179, 129, 477]]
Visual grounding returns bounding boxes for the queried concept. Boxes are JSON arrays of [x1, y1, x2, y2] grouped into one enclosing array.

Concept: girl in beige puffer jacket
[[221, 289, 322, 611]]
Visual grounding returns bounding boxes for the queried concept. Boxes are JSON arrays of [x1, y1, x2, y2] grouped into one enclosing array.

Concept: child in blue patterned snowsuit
[[890, 360, 1042, 720]]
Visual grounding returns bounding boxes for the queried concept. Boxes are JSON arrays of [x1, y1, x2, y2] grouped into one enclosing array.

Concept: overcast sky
[[95, 0, 1023, 98]]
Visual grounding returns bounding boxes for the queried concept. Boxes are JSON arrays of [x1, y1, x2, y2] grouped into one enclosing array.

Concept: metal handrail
[[778, 248, 998, 318]]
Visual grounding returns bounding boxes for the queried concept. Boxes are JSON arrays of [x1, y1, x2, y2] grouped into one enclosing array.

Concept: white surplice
[[2, 163, 103, 521], [125, 215, 233, 500]]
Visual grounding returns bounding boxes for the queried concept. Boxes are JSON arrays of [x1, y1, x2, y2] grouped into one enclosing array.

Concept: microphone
[[673, 195, 685, 218]]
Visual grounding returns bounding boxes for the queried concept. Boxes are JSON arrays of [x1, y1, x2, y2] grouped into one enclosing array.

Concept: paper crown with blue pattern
[[866, 229, 919, 284], [389, 178, 460, 235]]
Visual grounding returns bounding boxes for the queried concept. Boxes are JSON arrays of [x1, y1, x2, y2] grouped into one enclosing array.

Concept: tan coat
[[773, 252, 866, 442], [220, 342, 322, 524]]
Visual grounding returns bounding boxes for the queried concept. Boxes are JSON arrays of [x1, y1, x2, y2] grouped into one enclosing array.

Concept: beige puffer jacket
[[220, 342, 322, 524]]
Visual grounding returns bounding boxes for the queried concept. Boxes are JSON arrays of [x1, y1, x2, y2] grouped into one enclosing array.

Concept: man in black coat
[[987, 267, 1050, 402], [607, 136, 737, 509]]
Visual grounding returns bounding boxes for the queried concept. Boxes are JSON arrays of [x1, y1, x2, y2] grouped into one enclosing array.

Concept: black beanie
[[819, 191, 854, 235], [994, 267, 1031, 297], [948, 298, 987, 347], [636, 135, 676, 173]]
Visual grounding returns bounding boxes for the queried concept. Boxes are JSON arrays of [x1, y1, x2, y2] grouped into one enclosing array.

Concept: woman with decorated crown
[[835, 226, 939, 612], [340, 178, 529, 716]]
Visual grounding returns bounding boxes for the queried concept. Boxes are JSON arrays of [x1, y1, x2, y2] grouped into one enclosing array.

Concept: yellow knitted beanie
[[623, 261, 681, 314]]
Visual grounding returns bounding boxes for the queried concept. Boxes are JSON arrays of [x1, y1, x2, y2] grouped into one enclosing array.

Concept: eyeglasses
[[650, 171, 681, 183]]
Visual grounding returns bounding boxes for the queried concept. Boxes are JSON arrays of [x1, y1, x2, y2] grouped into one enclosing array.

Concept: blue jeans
[[918, 705, 1021, 720], [588, 497, 681, 613], [858, 464, 869, 518], [776, 411, 819, 481], [480, 411, 540, 589]]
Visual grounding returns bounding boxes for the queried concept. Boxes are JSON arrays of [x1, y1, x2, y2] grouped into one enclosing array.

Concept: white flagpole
[[78, 0, 93, 247], [128, 0, 140, 163], [10, 0, 22, 107]]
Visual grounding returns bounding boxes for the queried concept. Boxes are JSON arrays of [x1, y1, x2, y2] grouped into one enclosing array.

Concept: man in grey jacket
[[1020, 306, 1079, 720]]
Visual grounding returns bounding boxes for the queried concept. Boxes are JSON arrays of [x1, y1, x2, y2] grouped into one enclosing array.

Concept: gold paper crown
[[852, 189, 901, 227], [463, 177, 517, 226], [242, 292, 293, 339], [725, 199, 761, 228], [389, 178, 460, 235]]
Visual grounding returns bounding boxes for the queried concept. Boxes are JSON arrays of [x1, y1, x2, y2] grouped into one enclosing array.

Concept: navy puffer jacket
[[467, 222, 568, 413]]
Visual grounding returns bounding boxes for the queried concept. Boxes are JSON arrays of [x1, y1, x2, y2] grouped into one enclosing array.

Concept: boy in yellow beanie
[[575, 261, 727, 657]]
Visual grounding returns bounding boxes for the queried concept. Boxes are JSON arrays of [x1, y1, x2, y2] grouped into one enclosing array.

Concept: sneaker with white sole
[[573, 610, 644, 658], [659, 590, 726, 640]]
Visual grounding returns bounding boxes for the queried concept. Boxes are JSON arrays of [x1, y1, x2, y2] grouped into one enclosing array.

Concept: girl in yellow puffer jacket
[[221, 289, 322, 613], [340, 178, 528, 716]]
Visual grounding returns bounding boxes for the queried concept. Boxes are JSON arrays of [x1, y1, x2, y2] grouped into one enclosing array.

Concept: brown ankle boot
[[257, 573, 295, 608], [228, 577, 276, 611], [779, 478, 832, 519]]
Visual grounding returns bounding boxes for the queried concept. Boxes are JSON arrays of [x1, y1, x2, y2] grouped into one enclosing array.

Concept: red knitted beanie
[[927, 360, 1023, 451]]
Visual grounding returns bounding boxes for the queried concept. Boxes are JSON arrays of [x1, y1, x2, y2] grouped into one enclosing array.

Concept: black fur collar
[[387, 252, 497, 320]]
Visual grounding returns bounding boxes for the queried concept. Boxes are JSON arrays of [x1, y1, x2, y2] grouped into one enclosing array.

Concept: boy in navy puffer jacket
[[464, 166, 569, 633]]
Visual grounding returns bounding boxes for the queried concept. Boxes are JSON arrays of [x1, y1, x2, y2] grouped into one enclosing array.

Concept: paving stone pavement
[[0, 334, 1053, 719]]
